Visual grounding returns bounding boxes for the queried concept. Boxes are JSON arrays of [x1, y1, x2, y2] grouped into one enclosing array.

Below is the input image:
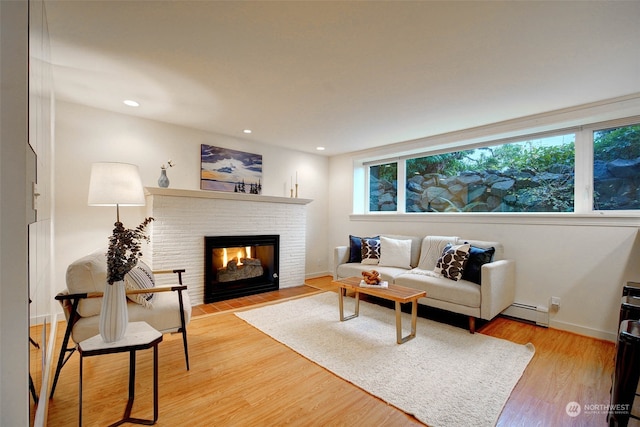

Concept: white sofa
[[334, 235, 515, 333]]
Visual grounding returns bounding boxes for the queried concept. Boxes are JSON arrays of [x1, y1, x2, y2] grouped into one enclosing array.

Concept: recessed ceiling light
[[243, 129, 252, 134], [316, 146, 325, 151], [123, 100, 139, 107]]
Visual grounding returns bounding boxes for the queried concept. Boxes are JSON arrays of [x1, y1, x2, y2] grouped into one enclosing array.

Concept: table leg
[[109, 348, 157, 426], [125, 350, 136, 419], [153, 344, 159, 423], [107, 351, 137, 427], [338, 287, 359, 321], [395, 300, 419, 344], [79, 355, 83, 426]]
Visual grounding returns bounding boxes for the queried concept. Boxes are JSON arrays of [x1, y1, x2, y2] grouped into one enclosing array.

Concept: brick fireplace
[[145, 188, 311, 305]]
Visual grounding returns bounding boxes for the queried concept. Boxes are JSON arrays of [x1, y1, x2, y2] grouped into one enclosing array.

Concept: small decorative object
[[360, 270, 389, 288], [100, 217, 154, 342], [158, 160, 174, 188], [99, 280, 128, 343], [362, 270, 381, 285], [201, 145, 262, 194]]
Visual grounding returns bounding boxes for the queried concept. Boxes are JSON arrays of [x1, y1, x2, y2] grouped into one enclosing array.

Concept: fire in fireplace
[[204, 235, 279, 303]]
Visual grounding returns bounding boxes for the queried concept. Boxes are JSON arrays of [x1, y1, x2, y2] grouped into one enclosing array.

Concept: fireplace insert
[[204, 235, 279, 303]]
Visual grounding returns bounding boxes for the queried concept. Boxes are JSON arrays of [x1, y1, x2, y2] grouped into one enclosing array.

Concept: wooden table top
[[332, 277, 426, 303]]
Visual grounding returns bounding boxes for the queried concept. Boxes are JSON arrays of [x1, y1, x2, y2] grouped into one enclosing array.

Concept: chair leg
[[468, 316, 476, 334], [50, 300, 80, 399], [50, 321, 77, 399], [30, 373, 38, 404], [181, 327, 190, 371], [177, 289, 190, 370]]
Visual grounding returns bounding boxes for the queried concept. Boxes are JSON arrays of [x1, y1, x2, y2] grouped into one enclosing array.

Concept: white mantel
[[145, 187, 312, 305], [145, 187, 313, 205]]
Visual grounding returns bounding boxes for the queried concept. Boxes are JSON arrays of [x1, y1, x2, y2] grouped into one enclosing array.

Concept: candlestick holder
[[295, 184, 298, 198], [290, 188, 294, 198]]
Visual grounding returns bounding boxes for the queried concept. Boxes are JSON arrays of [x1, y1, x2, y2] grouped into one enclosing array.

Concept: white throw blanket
[[417, 235, 458, 270], [405, 267, 443, 278]]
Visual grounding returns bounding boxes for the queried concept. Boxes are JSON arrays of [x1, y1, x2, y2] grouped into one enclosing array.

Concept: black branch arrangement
[[106, 217, 154, 284]]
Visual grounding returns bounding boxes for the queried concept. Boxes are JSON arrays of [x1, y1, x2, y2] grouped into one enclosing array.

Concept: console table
[[78, 322, 162, 426]]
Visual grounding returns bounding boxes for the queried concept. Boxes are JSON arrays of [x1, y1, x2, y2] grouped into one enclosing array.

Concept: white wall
[[328, 144, 640, 342], [54, 101, 330, 300]]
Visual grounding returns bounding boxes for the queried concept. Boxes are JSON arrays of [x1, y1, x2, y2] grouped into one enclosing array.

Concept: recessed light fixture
[[123, 100, 139, 107], [316, 146, 325, 151], [243, 129, 252, 134]]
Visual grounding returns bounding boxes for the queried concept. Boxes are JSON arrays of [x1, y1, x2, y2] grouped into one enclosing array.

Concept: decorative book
[[359, 280, 389, 288]]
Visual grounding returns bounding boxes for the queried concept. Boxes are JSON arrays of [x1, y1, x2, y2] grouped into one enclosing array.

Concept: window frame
[[357, 115, 640, 224], [586, 118, 640, 213], [365, 159, 400, 213]]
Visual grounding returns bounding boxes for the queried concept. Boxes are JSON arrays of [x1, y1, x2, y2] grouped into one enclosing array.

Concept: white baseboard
[[305, 270, 331, 280], [502, 302, 550, 327], [549, 319, 617, 342]]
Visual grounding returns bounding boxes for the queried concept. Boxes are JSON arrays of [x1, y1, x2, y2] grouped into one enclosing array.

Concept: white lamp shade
[[88, 162, 145, 206]]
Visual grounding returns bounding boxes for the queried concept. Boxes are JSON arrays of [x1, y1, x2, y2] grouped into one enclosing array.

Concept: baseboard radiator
[[502, 302, 549, 327]]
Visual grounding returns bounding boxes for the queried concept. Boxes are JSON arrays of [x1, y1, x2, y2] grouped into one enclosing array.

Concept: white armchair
[[50, 250, 191, 398]]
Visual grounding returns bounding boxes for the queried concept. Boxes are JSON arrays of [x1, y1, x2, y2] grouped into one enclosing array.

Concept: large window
[[369, 162, 397, 212], [593, 123, 640, 210], [405, 134, 575, 213], [364, 118, 640, 215]]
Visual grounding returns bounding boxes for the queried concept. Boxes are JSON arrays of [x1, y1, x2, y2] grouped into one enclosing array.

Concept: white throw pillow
[[378, 236, 412, 269]]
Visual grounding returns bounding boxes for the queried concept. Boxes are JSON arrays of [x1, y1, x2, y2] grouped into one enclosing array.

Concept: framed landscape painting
[[201, 144, 263, 194]]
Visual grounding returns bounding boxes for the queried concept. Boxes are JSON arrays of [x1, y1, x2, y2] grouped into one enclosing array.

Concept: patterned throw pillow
[[348, 235, 379, 263], [360, 237, 381, 265], [434, 243, 471, 281], [124, 260, 156, 308]]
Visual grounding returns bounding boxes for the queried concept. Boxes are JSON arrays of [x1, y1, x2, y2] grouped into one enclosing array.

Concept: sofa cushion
[[124, 260, 156, 308], [417, 236, 459, 270], [348, 235, 379, 263], [396, 271, 481, 308], [337, 263, 409, 284], [66, 249, 108, 317], [378, 236, 412, 269], [71, 289, 192, 343], [462, 245, 495, 285], [435, 243, 470, 281], [361, 237, 381, 264]]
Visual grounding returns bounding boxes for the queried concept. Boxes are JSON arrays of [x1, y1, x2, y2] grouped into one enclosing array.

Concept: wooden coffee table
[[332, 277, 427, 344]]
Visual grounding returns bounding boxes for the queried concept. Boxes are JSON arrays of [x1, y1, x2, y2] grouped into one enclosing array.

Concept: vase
[[158, 168, 170, 188], [99, 280, 129, 343]]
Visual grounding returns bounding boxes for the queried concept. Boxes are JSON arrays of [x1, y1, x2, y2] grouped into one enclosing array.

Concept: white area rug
[[236, 292, 534, 427]]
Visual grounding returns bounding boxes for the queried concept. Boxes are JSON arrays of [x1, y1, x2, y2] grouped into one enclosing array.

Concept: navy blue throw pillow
[[348, 235, 379, 263], [461, 246, 495, 285]]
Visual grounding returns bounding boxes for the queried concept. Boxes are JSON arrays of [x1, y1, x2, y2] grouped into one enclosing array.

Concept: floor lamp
[[87, 162, 146, 222]]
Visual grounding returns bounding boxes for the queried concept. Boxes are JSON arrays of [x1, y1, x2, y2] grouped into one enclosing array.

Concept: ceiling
[[43, 1, 640, 156]]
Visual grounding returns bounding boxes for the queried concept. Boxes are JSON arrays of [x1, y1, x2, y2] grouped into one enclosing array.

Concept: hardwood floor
[[44, 276, 616, 426]]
